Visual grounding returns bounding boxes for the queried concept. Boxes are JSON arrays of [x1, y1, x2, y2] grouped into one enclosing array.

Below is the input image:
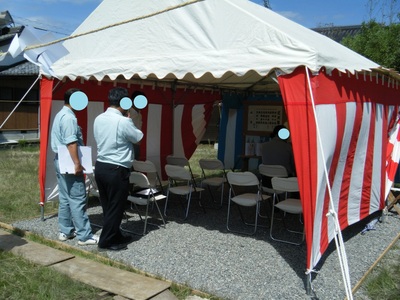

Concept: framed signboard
[[244, 101, 285, 135]]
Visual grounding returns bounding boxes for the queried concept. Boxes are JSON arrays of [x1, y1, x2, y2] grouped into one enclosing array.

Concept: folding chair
[[270, 177, 304, 245], [258, 164, 288, 195], [226, 171, 269, 235], [85, 171, 102, 229], [258, 164, 288, 217], [132, 159, 168, 194], [166, 155, 199, 186], [86, 172, 100, 199], [164, 164, 204, 220], [123, 171, 166, 235], [198, 158, 227, 208], [387, 186, 400, 215]]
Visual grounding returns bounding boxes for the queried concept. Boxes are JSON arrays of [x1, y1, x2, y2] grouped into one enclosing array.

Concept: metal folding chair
[[226, 171, 269, 235], [164, 164, 204, 220], [270, 177, 304, 245], [258, 164, 288, 217], [166, 155, 199, 186], [132, 159, 168, 194], [85, 170, 103, 229], [123, 171, 166, 235], [198, 158, 227, 208]]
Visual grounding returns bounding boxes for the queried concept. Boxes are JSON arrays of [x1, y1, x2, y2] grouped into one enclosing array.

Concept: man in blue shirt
[[51, 88, 98, 246], [94, 87, 143, 251]]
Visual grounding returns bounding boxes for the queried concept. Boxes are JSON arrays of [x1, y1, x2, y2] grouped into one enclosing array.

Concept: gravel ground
[[12, 192, 400, 300]]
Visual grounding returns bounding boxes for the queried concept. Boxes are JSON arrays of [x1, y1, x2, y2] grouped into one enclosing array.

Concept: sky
[[0, 0, 385, 38]]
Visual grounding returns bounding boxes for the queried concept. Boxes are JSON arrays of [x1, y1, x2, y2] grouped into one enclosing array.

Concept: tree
[[341, 21, 400, 71]]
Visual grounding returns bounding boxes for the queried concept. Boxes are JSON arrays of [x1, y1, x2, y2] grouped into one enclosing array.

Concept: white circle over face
[[70, 91, 88, 111], [120, 97, 133, 110], [278, 128, 290, 140], [134, 95, 148, 109]]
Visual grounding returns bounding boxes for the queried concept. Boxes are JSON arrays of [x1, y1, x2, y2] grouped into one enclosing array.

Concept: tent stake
[[306, 273, 311, 295]]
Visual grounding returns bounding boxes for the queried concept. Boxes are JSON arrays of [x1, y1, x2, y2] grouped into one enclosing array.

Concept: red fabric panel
[[278, 68, 318, 271], [39, 78, 54, 205], [159, 103, 173, 178]]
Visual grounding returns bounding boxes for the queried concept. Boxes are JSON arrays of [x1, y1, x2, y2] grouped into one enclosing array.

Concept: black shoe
[[98, 243, 128, 252], [119, 235, 134, 244]]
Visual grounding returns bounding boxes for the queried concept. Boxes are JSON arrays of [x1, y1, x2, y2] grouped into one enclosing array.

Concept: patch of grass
[[170, 283, 193, 299], [169, 282, 224, 300], [366, 268, 399, 299], [0, 250, 111, 300], [364, 243, 400, 299], [0, 145, 57, 223], [190, 143, 225, 177]]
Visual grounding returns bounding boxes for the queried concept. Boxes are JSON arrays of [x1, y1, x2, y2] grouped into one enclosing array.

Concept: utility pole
[[263, 0, 271, 9], [366, 0, 400, 24]]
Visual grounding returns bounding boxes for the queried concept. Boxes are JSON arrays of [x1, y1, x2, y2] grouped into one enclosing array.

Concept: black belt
[[96, 160, 129, 171]]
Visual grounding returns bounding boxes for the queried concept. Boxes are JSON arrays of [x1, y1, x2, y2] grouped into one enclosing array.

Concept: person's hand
[[74, 162, 85, 176]]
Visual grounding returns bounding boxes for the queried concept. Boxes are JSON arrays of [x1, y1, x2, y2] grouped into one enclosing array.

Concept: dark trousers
[[95, 161, 130, 248]]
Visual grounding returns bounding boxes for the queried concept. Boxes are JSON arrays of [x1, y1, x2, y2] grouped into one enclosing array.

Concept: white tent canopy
[[46, 0, 380, 90]]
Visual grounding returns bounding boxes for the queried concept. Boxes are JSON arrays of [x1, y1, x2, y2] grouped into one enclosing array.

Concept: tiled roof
[[0, 61, 39, 76], [0, 26, 24, 44], [0, 25, 37, 76], [312, 25, 362, 42]]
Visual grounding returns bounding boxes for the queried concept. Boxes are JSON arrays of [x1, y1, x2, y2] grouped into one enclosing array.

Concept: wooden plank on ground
[[0, 229, 74, 266], [51, 256, 171, 300]]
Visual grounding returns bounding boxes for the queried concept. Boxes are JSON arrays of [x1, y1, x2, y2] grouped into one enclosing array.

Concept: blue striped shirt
[[51, 106, 83, 153]]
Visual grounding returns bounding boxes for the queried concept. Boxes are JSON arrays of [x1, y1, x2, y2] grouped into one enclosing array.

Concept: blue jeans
[[54, 158, 93, 241]]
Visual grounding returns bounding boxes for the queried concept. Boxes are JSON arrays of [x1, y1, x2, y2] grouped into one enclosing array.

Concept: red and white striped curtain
[[39, 79, 217, 203], [278, 67, 400, 271]]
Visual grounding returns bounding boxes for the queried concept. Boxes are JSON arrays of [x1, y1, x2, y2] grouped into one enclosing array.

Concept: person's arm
[[123, 117, 144, 144], [67, 142, 85, 175]]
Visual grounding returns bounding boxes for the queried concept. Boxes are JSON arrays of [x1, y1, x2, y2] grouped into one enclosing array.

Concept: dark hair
[[108, 87, 128, 107], [131, 90, 146, 99], [131, 91, 146, 111], [64, 88, 80, 104], [270, 125, 286, 138]]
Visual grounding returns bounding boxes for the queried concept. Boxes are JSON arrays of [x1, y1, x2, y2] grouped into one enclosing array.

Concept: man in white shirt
[[94, 87, 143, 251]]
